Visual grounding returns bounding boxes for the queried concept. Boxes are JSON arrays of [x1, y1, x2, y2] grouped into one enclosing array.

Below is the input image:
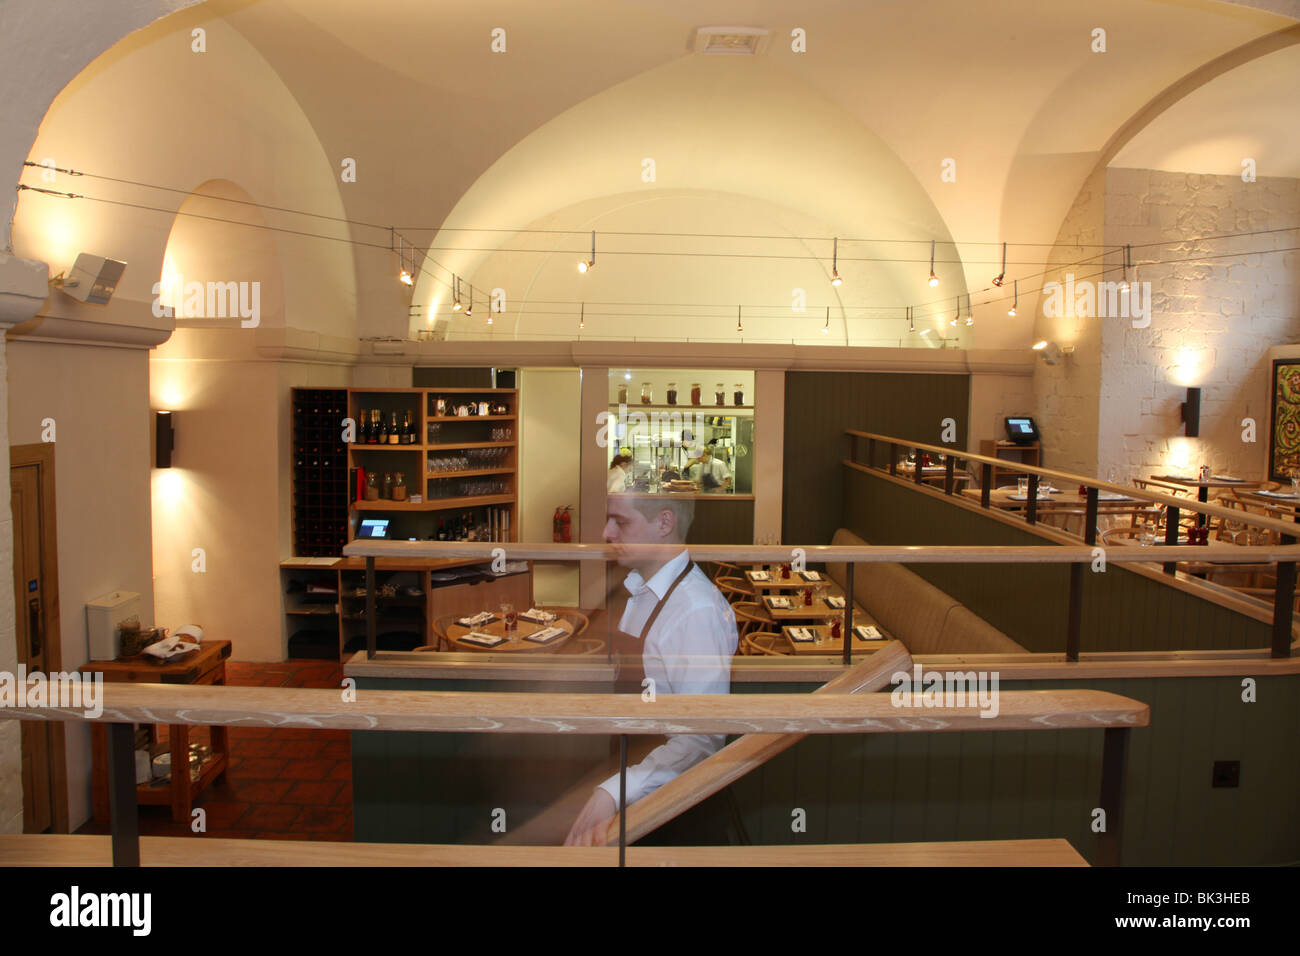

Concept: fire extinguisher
[[553, 507, 563, 542], [561, 506, 573, 543]]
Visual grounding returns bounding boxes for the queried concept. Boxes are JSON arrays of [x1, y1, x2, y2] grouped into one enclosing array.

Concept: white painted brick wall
[[1100, 168, 1300, 484]]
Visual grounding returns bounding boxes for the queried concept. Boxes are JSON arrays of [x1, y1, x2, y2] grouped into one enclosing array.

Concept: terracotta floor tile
[[195, 800, 250, 828], [328, 762, 352, 782], [277, 739, 326, 759], [320, 740, 352, 760], [294, 806, 352, 833], [234, 738, 281, 758], [227, 727, 274, 740], [225, 779, 294, 803], [233, 757, 286, 779], [283, 781, 343, 805], [239, 804, 302, 831], [281, 758, 335, 780]]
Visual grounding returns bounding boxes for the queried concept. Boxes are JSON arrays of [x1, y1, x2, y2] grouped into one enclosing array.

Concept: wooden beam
[[0, 682, 1149, 735], [0, 834, 1088, 867]]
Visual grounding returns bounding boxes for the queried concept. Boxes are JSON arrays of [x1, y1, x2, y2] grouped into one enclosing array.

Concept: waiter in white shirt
[[564, 494, 737, 846]]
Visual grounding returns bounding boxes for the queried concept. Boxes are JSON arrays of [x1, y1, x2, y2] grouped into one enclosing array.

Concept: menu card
[[460, 631, 506, 648], [524, 626, 567, 645]]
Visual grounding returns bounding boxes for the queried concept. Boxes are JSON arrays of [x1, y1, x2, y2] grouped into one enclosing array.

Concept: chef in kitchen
[[686, 442, 732, 493]]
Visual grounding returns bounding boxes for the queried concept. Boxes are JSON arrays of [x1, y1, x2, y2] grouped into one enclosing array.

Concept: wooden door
[[10, 445, 66, 832]]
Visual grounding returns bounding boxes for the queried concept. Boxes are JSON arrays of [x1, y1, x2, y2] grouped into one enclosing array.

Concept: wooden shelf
[[427, 415, 515, 422], [425, 387, 517, 394], [350, 443, 425, 451], [426, 467, 514, 479], [609, 403, 752, 412], [426, 440, 516, 450], [353, 495, 515, 512]]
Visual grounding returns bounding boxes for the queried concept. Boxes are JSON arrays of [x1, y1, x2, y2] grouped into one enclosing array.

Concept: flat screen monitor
[[356, 518, 390, 539], [1004, 416, 1039, 443]]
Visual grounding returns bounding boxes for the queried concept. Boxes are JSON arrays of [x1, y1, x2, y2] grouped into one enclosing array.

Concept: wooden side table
[[83, 639, 231, 824]]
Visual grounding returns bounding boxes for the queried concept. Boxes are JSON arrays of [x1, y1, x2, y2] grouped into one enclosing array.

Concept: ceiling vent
[[692, 26, 769, 56]]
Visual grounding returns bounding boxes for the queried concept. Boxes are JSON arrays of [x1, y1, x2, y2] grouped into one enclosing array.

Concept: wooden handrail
[[0, 682, 1148, 734], [343, 539, 1300, 564], [602, 641, 911, 846], [845, 428, 1300, 539], [0, 834, 1089, 867]]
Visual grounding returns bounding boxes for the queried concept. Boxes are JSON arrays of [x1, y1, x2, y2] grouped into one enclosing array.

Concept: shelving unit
[[291, 388, 349, 556], [346, 386, 518, 542], [979, 439, 1042, 487]]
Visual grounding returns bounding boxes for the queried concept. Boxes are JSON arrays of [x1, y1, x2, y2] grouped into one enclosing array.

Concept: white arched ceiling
[[414, 54, 965, 347], [1109, 45, 1300, 176], [13, 0, 1296, 348], [12, 17, 356, 339], [157, 180, 285, 330]]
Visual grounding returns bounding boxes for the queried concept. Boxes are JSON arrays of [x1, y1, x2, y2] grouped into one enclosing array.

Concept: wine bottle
[[377, 413, 388, 444], [355, 408, 366, 444], [402, 411, 414, 444], [367, 410, 379, 444], [388, 412, 400, 445], [438, 520, 447, 541]]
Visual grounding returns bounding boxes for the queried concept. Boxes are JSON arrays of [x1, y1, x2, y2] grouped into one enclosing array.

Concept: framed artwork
[[1269, 358, 1300, 482]]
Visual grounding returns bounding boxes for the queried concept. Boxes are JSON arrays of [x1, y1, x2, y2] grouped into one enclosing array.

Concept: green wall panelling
[[782, 370, 970, 547], [841, 465, 1274, 653]]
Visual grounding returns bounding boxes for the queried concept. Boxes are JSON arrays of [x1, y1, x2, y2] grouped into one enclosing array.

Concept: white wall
[[1098, 168, 1300, 481], [518, 368, 580, 605], [7, 340, 154, 829]]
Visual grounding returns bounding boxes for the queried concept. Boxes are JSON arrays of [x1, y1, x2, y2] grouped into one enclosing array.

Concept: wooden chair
[[431, 613, 464, 651], [741, 630, 789, 656], [716, 575, 756, 603], [412, 644, 440, 653], [710, 561, 744, 582], [731, 602, 773, 640], [1099, 526, 1153, 547]]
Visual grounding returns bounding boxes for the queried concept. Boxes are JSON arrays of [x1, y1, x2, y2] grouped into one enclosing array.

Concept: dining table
[[445, 612, 576, 652], [760, 592, 850, 621], [745, 568, 835, 591], [1149, 474, 1262, 525], [781, 623, 890, 656]]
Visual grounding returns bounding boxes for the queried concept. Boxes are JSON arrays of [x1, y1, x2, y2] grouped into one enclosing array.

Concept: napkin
[[748, 570, 771, 581], [766, 596, 792, 609], [854, 625, 883, 641], [788, 627, 815, 642], [524, 626, 566, 645], [460, 631, 506, 648], [457, 611, 498, 627], [799, 571, 822, 582], [519, 608, 556, 624], [1258, 489, 1300, 499], [141, 636, 200, 660], [825, 596, 846, 609]]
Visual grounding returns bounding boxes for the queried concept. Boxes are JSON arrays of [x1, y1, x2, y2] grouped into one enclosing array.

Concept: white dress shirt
[[688, 456, 730, 491], [607, 465, 627, 493], [597, 550, 737, 809]]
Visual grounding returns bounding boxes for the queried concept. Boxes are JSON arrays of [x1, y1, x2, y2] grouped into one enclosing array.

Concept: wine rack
[[292, 388, 349, 556]]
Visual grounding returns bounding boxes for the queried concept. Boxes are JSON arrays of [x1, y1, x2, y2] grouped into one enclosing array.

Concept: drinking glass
[[1017, 477, 1029, 497], [1291, 473, 1299, 496], [1140, 521, 1156, 547], [501, 603, 517, 639]]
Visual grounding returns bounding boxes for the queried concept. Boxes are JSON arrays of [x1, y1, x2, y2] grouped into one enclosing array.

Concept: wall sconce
[[1180, 387, 1201, 437], [155, 411, 174, 468], [1032, 340, 1074, 366]]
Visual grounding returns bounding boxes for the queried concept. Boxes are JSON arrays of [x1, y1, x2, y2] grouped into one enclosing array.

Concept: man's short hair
[[620, 495, 694, 542]]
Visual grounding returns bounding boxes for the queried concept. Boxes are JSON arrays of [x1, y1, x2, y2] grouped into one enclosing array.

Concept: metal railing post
[[1163, 507, 1179, 575], [980, 464, 992, 507], [107, 722, 140, 867], [944, 455, 955, 495], [1096, 726, 1131, 867], [1026, 475, 1039, 524], [843, 562, 855, 665], [366, 555, 377, 658]]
